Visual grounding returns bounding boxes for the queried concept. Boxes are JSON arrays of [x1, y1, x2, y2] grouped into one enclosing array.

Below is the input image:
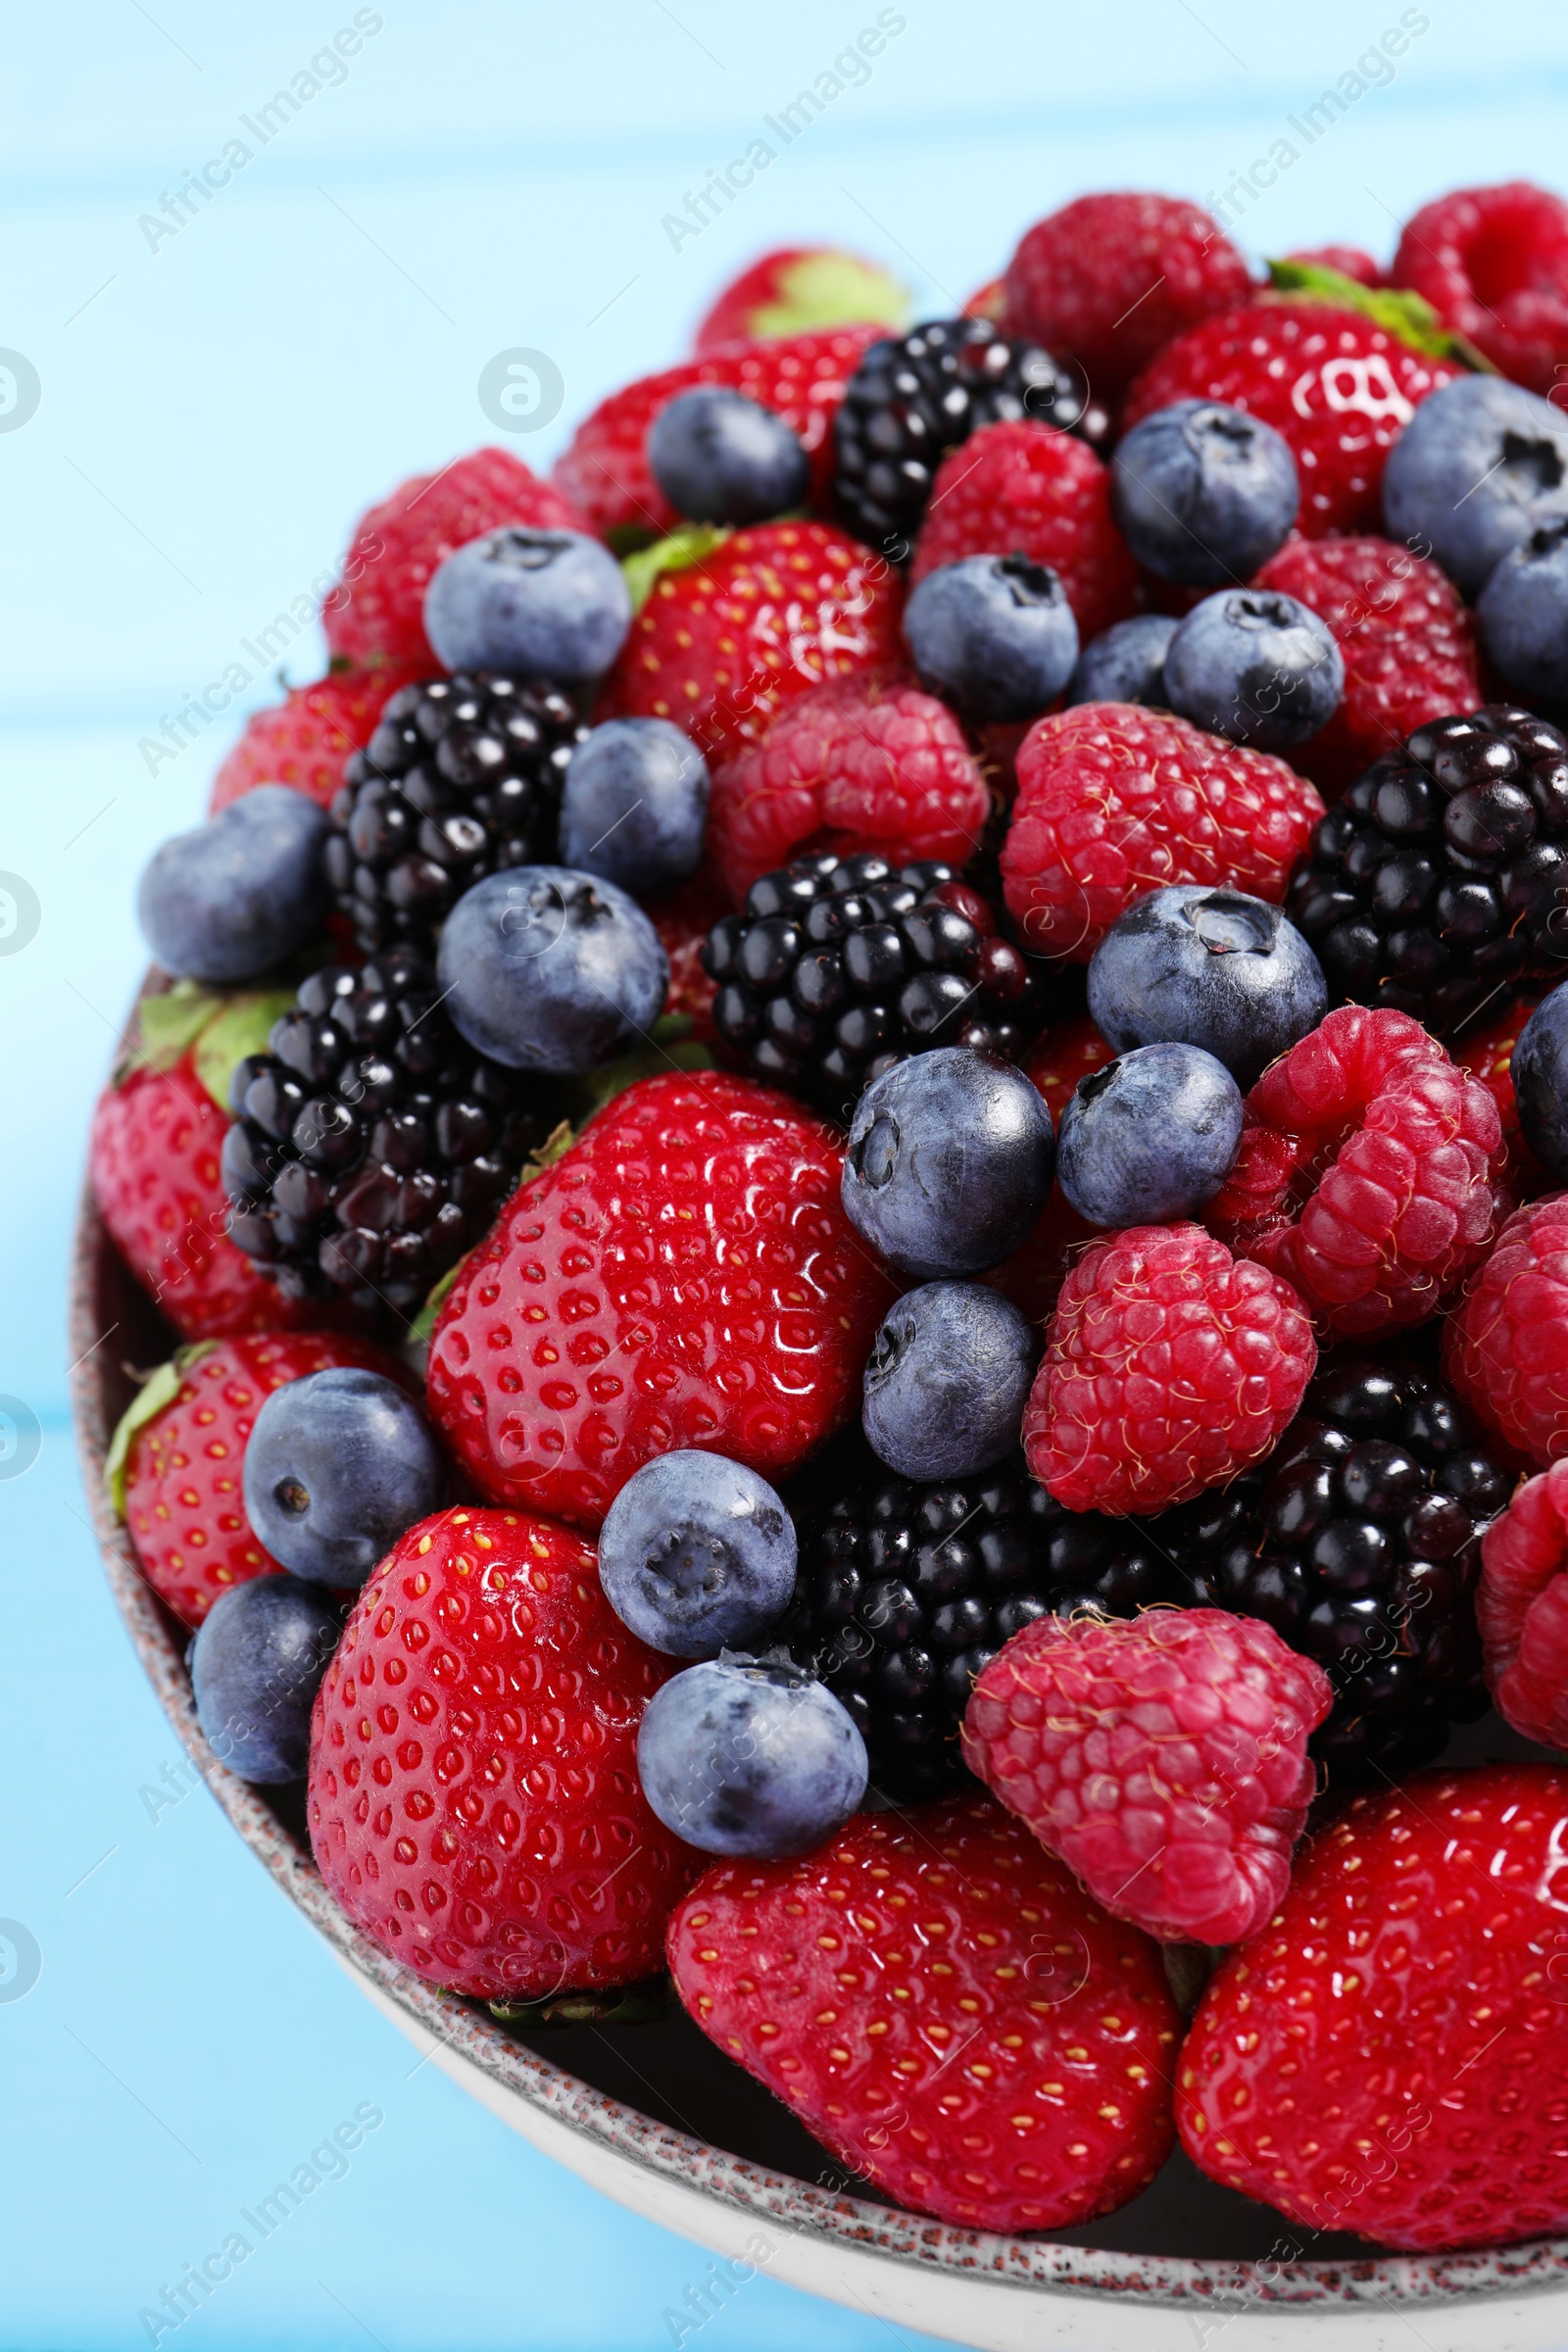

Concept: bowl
[[69, 1171, 1568, 2351]]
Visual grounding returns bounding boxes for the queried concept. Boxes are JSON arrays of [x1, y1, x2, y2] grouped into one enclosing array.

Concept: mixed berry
[[90, 179, 1568, 2257]]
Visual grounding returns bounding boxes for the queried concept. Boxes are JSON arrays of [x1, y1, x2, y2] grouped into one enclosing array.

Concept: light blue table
[[6, 5, 1568, 2343]]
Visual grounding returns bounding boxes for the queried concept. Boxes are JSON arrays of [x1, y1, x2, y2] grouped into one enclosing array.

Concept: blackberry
[[1153, 1356, 1509, 1785], [783, 1458, 1177, 1800], [832, 316, 1109, 563], [220, 949, 552, 1316], [703, 852, 1051, 1124], [1286, 704, 1568, 1038], [324, 673, 588, 954]]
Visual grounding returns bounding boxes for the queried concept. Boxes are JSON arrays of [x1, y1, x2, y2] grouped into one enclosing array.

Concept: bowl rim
[[68, 1166, 1568, 2321]]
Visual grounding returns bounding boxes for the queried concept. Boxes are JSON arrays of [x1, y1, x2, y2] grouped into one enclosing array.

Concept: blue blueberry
[[842, 1047, 1055, 1278], [1382, 375, 1568, 598], [862, 1282, 1036, 1482], [1477, 519, 1568, 702], [647, 387, 809, 526], [1088, 884, 1328, 1089], [136, 786, 330, 985], [422, 526, 631, 683], [1163, 589, 1344, 751], [1055, 1043, 1244, 1228], [1510, 982, 1568, 1182], [903, 555, 1080, 721], [1066, 613, 1178, 709], [598, 1451, 797, 1659], [559, 718, 710, 900], [437, 865, 668, 1074], [242, 1368, 445, 1588], [190, 1575, 342, 1782], [1111, 399, 1298, 586], [636, 1654, 867, 1857]]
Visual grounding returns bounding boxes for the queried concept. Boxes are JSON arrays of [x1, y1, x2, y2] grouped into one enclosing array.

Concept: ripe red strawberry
[[1023, 1222, 1316, 1515], [310, 1506, 696, 1999], [706, 667, 991, 901], [426, 1072, 895, 1532], [1444, 1195, 1568, 1468], [1178, 1764, 1568, 2251], [1393, 181, 1568, 393], [1206, 1006, 1505, 1339], [963, 1610, 1332, 1947], [693, 248, 906, 354], [604, 521, 904, 770], [1478, 1463, 1568, 1746], [985, 1017, 1109, 1327], [961, 275, 1007, 322], [208, 662, 419, 814], [1004, 191, 1252, 396], [1000, 703, 1324, 962], [666, 1794, 1178, 2231], [1123, 301, 1463, 537], [1250, 535, 1480, 796], [909, 421, 1138, 644], [553, 328, 883, 543], [321, 447, 587, 671], [111, 1329, 396, 1627]]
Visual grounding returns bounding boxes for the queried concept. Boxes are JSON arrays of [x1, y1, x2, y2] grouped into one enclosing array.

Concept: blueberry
[[242, 1368, 445, 1587], [1382, 375, 1568, 598], [598, 1451, 797, 1658], [1088, 884, 1328, 1088], [1511, 981, 1568, 1181], [437, 865, 668, 1073], [559, 718, 710, 899], [903, 554, 1080, 721], [136, 786, 330, 985], [422, 526, 631, 683], [1111, 399, 1298, 586], [1055, 1043, 1243, 1228], [841, 1047, 1055, 1278], [1066, 613, 1179, 709], [1477, 519, 1568, 702], [1163, 589, 1344, 751], [862, 1282, 1036, 1481], [647, 387, 809, 526], [190, 1575, 342, 1782], [636, 1653, 867, 1857]]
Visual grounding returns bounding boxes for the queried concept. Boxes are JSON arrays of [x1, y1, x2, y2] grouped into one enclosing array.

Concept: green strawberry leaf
[[488, 1972, 676, 2029], [103, 1343, 216, 1520], [191, 990, 296, 1113], [1264, 258, 1493, 368], [119, 982, 295, 1108], [127, 983, 223, 1082], [620, 524, 731, 615], [749, 252, 908, 342], [405, 1120, 580, 1345]]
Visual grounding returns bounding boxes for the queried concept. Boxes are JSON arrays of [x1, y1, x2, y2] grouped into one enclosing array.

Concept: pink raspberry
[[908, 421, 1137, 643], [1478, 1462, 1568, 1746], [1392, 180, 1568, 393], [1444, 1195, 1568, 1468], [1003, 192, 1252, 396], [961, 1609, 1333, 1947], [1023, 1223, 1316, 1516]]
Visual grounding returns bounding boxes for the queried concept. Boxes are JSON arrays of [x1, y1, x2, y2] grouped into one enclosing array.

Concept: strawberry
[[1178, 1764, 1568, 2251], [310, 1506, 697, 1999], [426, 1072, 895, 1532], [667, 1794, 1178, 2231], [693, 249, 906, 354], [208, 662, 419, 814]]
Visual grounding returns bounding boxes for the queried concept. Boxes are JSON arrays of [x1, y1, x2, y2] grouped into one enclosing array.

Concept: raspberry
[[963, 1609, 1331, 1946], [321, 448, 587, 671], [1393, 181, 1568, 393], [1023, 1222, 1317, 1516], [1251, 536, 1481, 796], [1000, 703, 1324, 962], [1444, 1194, 1568, 1467], [1004, 192, 1252, 395], [1178, 1764, 1568, 2250], [647, 869, 728, 1042], [706, 669, 991, 901], [552, 328, 882, 544], [1456, 996, 1549, 1193], [208, 664, 420, 815], [309, 1506, 696, 1999], [908, 421, 1138, 644], [666, 1794, 1178, 2230], [1478, 1462, 1568, 1745], [692, 248, 907, 354], [1123, 302, 1462, 537], [1281, 246, 1385, 288], [1207, 1006, 1504, 1338]]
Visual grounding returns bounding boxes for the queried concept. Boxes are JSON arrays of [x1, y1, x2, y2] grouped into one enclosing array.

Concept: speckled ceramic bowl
[[70, 1169, 1568, 2351]]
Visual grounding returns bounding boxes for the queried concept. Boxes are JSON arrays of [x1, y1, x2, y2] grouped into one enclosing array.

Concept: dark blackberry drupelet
[[220, 950, 553, 1316], [832, 316, 1109, 563], [703, 852, 1052, 1124], [1152, 1356, 1509, 1785], [325, 673, 589, 953], [783, 1458, 1177, 1800], [1286, 704, 1568, 1038]]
